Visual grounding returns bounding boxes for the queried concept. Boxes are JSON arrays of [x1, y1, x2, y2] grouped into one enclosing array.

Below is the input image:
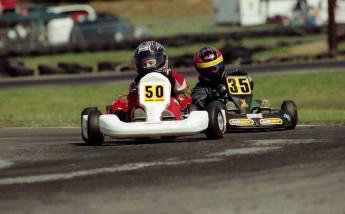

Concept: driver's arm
[[191, 84, 208, 110]]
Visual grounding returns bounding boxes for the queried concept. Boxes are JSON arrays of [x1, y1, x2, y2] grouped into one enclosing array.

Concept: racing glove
[[209, 89, 220, 100], [129, 81, 138, 95], [162, 68, 172, 77], [218, 84, 227, 93]]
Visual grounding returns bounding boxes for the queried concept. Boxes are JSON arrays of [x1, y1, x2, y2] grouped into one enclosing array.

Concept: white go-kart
[[81, 72, 226, 145]]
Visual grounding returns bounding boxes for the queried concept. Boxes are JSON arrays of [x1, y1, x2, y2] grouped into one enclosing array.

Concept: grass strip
[[0, 70, 344, 127]]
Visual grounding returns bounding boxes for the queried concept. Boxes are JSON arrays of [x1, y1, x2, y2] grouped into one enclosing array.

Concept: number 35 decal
[[144, 84, 165, 102], [226, 76, 252, 95]]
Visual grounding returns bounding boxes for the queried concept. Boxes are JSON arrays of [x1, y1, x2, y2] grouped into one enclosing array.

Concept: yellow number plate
[[143, 84, 166, 102], [226, 76, 252, 95]]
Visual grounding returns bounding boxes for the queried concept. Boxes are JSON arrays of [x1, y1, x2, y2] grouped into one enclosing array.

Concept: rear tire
[[282, 100, 298, 129], [205, 103, 226, 139], [87, 110, 104, 145]]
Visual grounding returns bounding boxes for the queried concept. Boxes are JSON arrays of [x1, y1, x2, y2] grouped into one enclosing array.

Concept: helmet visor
[[135, 52, 165, 72], [196, 61, 225, 81]]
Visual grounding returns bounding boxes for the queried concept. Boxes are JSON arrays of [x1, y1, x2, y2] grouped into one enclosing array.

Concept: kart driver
[[127, 41, 189, 121], [191, 47, 270, 113]]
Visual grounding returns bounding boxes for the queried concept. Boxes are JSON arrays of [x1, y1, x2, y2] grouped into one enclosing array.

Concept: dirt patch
[[89, 0, 213, 21], [289, 41, 328, 55]]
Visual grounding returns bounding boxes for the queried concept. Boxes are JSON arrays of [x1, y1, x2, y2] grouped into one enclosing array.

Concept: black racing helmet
[[133, 41, 168, 75]]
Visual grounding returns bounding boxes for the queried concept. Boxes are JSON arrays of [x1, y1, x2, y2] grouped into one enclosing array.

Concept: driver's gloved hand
[[209, 89, 220, 100], [162, 68, 172, 77], [218, 84, 227, 93], [129, 82, 138, 95]]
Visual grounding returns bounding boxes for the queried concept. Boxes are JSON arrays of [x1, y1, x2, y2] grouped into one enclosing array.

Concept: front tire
[[282, 100, 298, 130], [87, 110, 104, 145], [205, 103, 226, 139], [81, 107, 97, 144]]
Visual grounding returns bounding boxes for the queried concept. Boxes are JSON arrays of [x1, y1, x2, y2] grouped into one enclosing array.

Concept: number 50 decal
[[144, 84, 165, 102], [226, 76, 252, 95]]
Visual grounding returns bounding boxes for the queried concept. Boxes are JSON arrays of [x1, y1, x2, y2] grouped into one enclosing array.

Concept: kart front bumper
[[83, 111, 209, 139], [225, 112, 293, 130]]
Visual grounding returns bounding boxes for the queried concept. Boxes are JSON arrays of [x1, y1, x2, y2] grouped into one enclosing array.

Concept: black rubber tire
[[282, 100, 298, 129], [97, 62, 119, 72], [0, 58, 10, 76], [81, 107, 97, 144], [58, 62, 93, 74], [8, 65, 34, 77], [38, 64, 67, 75], [205, 103, 226, 139], [87, 110, 104, 145]]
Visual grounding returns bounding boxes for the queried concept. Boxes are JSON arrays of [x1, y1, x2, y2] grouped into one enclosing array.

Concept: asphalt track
[[0, 61, 344, 213], [0, 125, 344, 214]]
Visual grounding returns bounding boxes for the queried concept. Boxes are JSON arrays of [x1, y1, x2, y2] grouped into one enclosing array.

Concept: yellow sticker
[[226, 76, 252, 95], [240, 99, 249, 108], [229, 119, 254, 126], [143, 84, 165, 102], [260, 118, 283, 125]]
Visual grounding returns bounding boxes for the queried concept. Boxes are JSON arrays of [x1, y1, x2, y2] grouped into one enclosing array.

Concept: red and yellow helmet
[[194, 47, 225, 82]]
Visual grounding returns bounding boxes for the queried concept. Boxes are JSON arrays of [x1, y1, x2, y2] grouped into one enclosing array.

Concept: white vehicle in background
[[46, 17, 74, 46], [48, 4, 145, 48], [47, 4, 97, 23], [0, 4, 147, 53], [45, 4, 97, 46], [213, 0, 265, 26], [213, 0, 345, 26]]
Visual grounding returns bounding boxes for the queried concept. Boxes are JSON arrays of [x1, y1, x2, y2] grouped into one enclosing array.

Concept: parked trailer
[[213, 0, 345, 26], [213, 0, 265, 25]]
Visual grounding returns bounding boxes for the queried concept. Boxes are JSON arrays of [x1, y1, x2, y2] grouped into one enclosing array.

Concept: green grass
[[339, 41, 345, 50], [0, 70, 344, 127], [250, 37, 345, 61], [251, 46, 294, 61], [242, 34, 326, 47], [133, 15, 283, 38], [251, 70, 345, 124], [0, 84, 128, 127], [133, 16, 224, 37]]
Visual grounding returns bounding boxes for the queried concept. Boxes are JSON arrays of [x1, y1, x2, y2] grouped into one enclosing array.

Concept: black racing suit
[[192, 70, 254, 110]]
